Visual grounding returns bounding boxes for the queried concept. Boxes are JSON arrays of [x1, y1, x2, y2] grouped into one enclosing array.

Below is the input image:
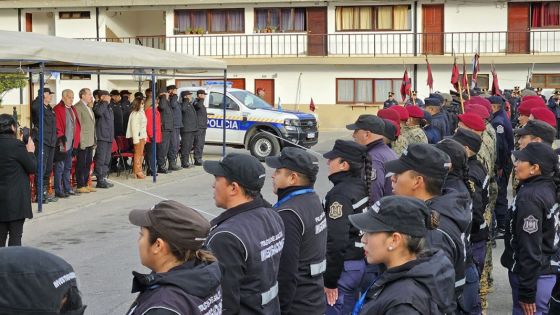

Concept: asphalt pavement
[[24, 131, 511, 314]]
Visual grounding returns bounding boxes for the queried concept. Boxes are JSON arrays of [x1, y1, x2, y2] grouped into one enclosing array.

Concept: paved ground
[[24, 131, 512, 314]]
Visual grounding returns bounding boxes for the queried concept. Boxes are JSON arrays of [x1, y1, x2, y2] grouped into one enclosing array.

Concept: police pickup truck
[[178, 84, 318, 160]]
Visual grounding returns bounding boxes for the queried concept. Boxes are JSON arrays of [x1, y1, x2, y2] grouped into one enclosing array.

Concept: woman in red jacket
[[145, 98, 162, 177]]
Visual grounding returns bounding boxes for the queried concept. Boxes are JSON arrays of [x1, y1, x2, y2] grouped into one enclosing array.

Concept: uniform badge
[[371, 168, 377, 181], [329, 202, 343, 219], [523, 215, 539, 234], [496, 125, 504, 134]]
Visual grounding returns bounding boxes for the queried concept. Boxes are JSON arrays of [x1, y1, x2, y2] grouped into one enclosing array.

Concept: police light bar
[[205, 81, 233, 87]]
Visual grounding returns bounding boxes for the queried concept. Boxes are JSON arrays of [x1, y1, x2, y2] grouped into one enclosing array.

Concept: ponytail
[[427, 210, 440, 230]]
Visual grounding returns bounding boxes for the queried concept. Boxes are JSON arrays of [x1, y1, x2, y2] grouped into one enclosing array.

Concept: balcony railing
[[83, 30, 560, 58]]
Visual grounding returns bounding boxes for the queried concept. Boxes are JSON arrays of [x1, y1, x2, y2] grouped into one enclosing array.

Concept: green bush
[[0, 74, 27, 104]]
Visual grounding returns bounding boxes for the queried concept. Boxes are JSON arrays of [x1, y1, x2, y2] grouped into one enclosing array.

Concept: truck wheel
[[249, 132, 280, 161]]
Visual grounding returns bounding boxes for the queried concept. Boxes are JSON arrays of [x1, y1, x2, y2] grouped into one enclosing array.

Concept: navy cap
[[452, 128, 483, 154], [424, 98, 442, 107], [97, 90, 109, 97], [385, 143, 451, 178], [349, 196, 430, 237], [265, 147, 319, 182], [514, 120, 557, 145], [513, 142, 557, 175], [180, 90, 192, 99], [382, 118, 398, 141], [323, 140, 368, 164], [429, 93, 444, 104], [204, 153, 266, 191], [487, 96, 504, 107], [166, 85, 177, 91], [346, 115, 385, 135], [110, 89, 120, 96], [423, 110, 432, 123]]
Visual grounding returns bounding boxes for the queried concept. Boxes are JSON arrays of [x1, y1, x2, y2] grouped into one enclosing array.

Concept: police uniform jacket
[[157, 95, 174, 132], [274, 187, 327, 315], [193, 98, 208, 130], [359, 250, 456, 315], [324, 171, 369, 289], [443, 107, 459, 133], [206, 197, 285, 315], [181, 99, 198, 133], [366, 139, 397, 204], [431, 111, 450, 138], [92, 101, 114, 143], [500, 175, 559, 304], [170, 94, 183, 129], [383, 99, 398, 109], [424, 125, 441, 144], [468, 156, 490, 242], [127, 260, 222, 315], [111, 100, 128, 137], [405, 98, 425, 107], [491, 108, 514, 171], [31, 97, 57, 148], [548, 97, 560, 118]]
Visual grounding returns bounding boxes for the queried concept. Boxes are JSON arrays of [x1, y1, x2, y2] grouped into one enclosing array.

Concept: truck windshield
[[230, 90, 272, 110]]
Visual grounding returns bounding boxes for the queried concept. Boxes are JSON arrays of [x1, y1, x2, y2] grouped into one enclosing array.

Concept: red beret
[[531, 107, 557, 127], [406, 106, 424, 119], [377, 108, 400, 124], [389, 105, 409, 121], [458, 113, 486, 131], [518, 98, 546, 116], [465, 103, 490, 120], [521, 95, 546, 105], [467, 96, 492, 114]]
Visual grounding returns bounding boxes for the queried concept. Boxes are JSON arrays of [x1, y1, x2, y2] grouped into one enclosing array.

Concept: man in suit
[[74, 88, 96, 194]]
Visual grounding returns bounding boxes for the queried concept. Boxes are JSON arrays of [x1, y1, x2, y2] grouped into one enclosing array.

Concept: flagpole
[[455, 54, 464, 113], [464, 54, 471, 100]]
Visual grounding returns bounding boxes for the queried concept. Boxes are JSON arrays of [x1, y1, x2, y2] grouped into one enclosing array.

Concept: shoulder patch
[[523, 215, 539, 234], [496, 125, 504, 134], [371, 168, 377, 181], [329, 202, 343, 219]]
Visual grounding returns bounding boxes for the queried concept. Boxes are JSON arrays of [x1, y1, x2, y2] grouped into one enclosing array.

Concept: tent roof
[[0, 30, 226, 73]]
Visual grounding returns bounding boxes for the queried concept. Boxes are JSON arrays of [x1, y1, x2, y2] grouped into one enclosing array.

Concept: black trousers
[[157, 130, 172, 169], [180, 131, 196, 166], [34, 143, 55, 191], [0, 220, 25, 247], [168, 128, 180, 164], [94, 141, 112, 180], [556, 118, 560, 139], [76, 146, 93, 188], [193, 129, 206, 161], [145, 142, 158, 172], [495, 159, 513, 228]]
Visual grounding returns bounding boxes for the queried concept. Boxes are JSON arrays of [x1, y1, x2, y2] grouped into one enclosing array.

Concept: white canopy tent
[[0, 30, 228, 211]]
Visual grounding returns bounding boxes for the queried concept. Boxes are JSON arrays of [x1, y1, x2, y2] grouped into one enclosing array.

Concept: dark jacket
[[193, 98, 208, 129], [324, 171, 369, 289], [424, 125, 441, 144], [92, 101, 114, 143], [443, 107, 459, 133], [111, 100, 129, 137], [158, 95, 174, 132], [491, 108, 514, 171], [468, 156, 489, 242], [501, 175, 559, 304], [366, 139, 397, 204], [359, 250, 456, 315], [206, 197, 285, 315], [127, 260, 222, 315], [383, 99, 398, 109], [0, 134, 36, 222], [275, 187, 327, 315], [31, 97, 57, 148], [431, 111, 450, 138], [181, 99, 199, 133], [547, 97, 560, 119], [170, 94, 183, 129]]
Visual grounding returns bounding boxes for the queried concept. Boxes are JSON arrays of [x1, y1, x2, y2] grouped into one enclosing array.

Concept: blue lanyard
[[273, 189, 315, 208], [352, 276, 380, 315]]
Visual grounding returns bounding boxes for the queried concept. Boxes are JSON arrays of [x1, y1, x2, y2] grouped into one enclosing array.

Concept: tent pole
[[222, 69, 227, 157], [38, 63, 45, 212], [151, 71, 157, 183]]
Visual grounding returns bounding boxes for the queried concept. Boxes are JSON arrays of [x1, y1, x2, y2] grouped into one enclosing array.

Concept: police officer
[[193, 90, 208, 165], [386, 144, 471, 314], [167, 85, 182, 171], [388, 105, 410, 156], [265, 147, 327, 315], [515, 119, 557, 150], [425, 97, 450, 138], [203, 153, 284, 315], [346, 115, 397, 203], [322, 140, 370, 315], [405, 91, 425, 107], [501, 142, 560, 315], [422, 110, 441, 144], [489, 95, 514, 237], [440, 92, 459, 131], [180, 90, 197, 168], [547, 90, 560, 139], [404, 106, 429, 145], [156, 88, 173, 173], [383, 92, 398, 109], [348, 196, 456, 315], [536, 87, 547, 104], [92, 90, 114, 189]]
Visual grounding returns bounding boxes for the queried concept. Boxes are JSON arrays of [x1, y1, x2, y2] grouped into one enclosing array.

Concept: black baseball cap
[[346, 115, 385, 135], [514, 120, 557, 145], [265, 147, 319, 182], [382, 118, 397, 141], [349, 196, 430, 237], [513, 142, 557, 175], [129, 200, 210, 250], [385, 143, 451, 178], [0, 247, 85, 314], [323, 139, 368, 164], [434, 139, 468, 172], [120, 90, 132, 96], [452, 128, 483, 154], [180, 90, 192, 98], [424, 98, 442, 107], [166, 85, 177, 91], [197, 89, 207, 95], [134, 92, 144, 99], [204, 153, 266, 191], [110, 89, 120, 96], [38, 87, 52, 94], [98, 90, 110, 97], [487, 96, 504, 107]]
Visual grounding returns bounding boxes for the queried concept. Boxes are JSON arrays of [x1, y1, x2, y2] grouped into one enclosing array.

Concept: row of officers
[[113, 104, 560, 314]]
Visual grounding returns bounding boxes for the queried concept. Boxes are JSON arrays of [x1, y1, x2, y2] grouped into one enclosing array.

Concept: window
[[59, 11, 91, 19], [254, 8, 306, 32], [532, 74, 560, 89], [458, 74, 490, 90], [531, 2, 560, 28], [60, 74, 91, 80], [335, 5, 410, 31], [336, 79, 401, 104], [209, 92, 238, 110], [174, 9, 244, 34]]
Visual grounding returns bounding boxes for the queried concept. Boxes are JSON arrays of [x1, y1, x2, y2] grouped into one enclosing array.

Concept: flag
[[450, 57, 460, 91], [426, 57, 433, 93], [491, 64, 501, 96], [309, 98, 315, 112], [400, 67, 411, 102], [461, 55, 468, 91], [471, 53, 480, 89], [277, 97, 283, 111]]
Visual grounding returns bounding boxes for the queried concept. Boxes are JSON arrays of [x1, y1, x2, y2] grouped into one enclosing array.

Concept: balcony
[[82, 30, 560, 58]]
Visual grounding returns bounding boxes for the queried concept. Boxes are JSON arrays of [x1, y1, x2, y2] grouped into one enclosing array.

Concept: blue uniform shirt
[[491, 108, 514, 170]]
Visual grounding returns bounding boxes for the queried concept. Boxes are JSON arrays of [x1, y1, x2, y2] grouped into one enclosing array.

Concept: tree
[[0, 74, 27, 104]]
